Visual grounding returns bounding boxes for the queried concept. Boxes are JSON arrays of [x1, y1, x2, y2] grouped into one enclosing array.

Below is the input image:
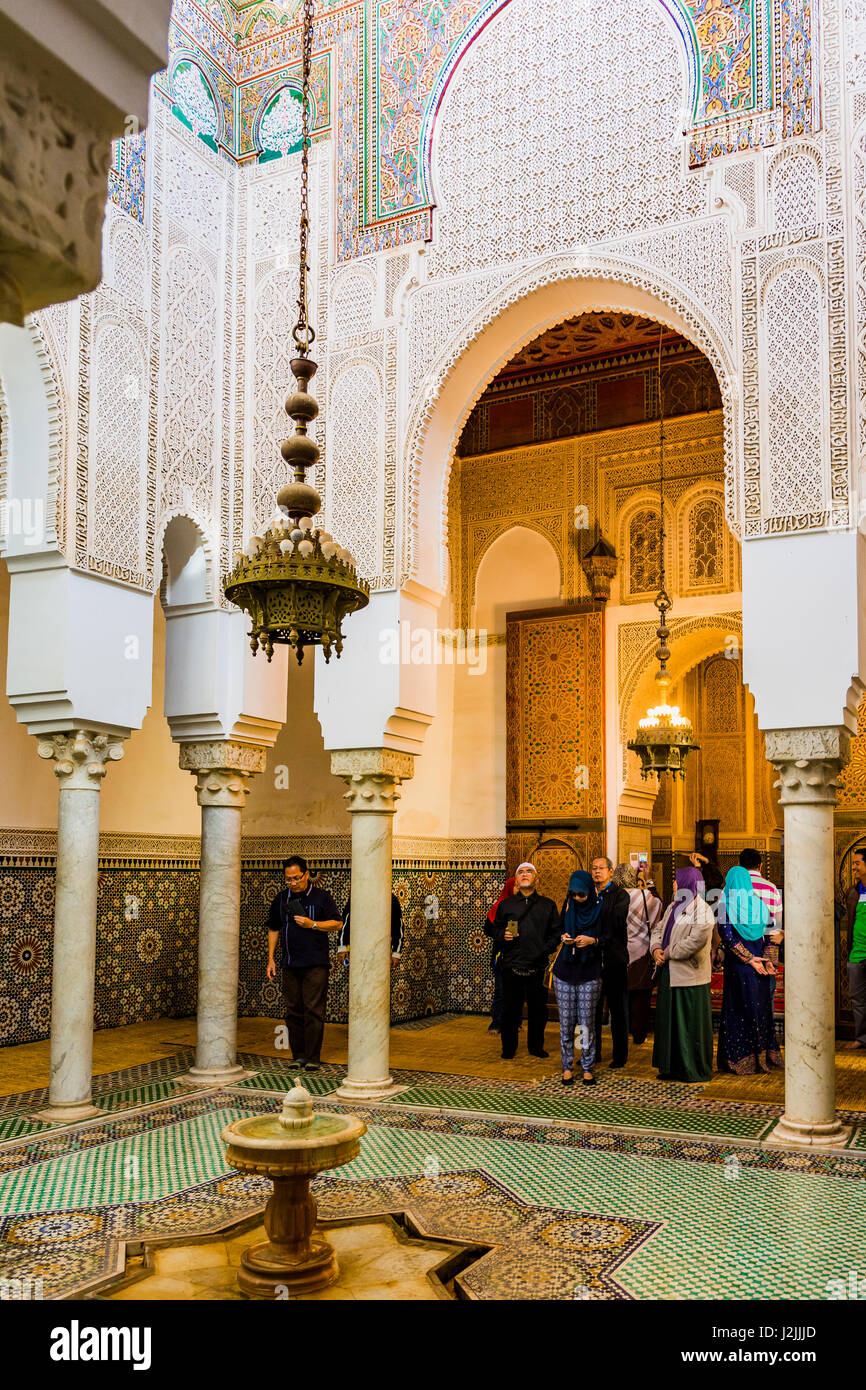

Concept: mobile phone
[[506, 917, 519, 937]]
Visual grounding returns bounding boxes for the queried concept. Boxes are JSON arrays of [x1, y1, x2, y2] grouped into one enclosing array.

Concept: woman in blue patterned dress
[[716, 866, 783, 1074], [553, 870, 603, 1086]]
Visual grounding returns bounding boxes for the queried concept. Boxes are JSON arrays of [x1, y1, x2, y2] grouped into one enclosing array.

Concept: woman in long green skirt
[[650, 865, 715, 1083]]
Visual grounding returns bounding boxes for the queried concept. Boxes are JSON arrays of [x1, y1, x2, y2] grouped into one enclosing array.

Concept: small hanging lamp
[[627, 328, 699, 778], [224, 0, 368, 662]]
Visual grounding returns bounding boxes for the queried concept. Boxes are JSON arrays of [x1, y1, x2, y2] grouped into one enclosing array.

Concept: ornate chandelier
[[224, 0, 368, 663], [627, 328, 699, 779]]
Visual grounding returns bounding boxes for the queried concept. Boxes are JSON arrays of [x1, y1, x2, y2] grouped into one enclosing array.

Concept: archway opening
[[445, 307, 738, 916]]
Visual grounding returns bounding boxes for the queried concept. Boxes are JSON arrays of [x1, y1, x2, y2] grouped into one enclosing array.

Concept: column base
[[179, 1064, 252, 1087], [32, 1100, 103, 1123], [333, 1076, 408, 1102], [766, 1114, 852, 1149]]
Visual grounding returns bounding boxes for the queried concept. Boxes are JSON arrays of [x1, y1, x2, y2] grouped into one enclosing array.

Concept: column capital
[[36, 730, 125, 789], [179, 740, 268, 808], [330, 748, 415, 814], [765, 726, 851, 806]]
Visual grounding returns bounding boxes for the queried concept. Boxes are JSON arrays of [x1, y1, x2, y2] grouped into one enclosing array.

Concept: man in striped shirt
[[739, 850, 783, 980]]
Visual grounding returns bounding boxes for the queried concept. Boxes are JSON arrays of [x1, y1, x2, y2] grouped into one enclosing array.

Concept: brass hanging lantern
[[580, 534, 618, 602], [627, 329, 699, 778], [223, 0, 368, 663]]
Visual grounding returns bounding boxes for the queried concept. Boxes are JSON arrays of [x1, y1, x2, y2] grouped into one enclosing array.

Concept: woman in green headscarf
[[716, 866, 783, 1074]]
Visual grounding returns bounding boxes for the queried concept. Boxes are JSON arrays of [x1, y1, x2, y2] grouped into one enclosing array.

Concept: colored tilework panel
[[372, 1083, 771, 1139], [1, 853, 505, 1045], [334, 1102, 866, 1182], [0, 1103, 253, 1217], [232, 1069, 340, 1097], [849, 1126, 866, 1151], [107, 132, 146, 224], [0, 1115, 53, 1143], [97, 1080, 196, 1112], [1, 1092, 866, 1299], [318, 1169, 658, 1300], [676, 1, 767, 121], [94, 867, 200, 1030], [374, 0, 496, 218], [240, 864, 505, 1021], [780, 0, 815, 139], [0, 863, 202, 1047], [333, 1128, 866, 1300], [0, 868, 58, 1046]]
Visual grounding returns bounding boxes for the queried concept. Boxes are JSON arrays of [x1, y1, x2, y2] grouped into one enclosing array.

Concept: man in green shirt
[[844, 848, 866, 1050]]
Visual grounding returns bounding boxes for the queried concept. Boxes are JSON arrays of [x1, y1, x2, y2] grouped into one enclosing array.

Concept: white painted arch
[[403, 258, 739, 598]]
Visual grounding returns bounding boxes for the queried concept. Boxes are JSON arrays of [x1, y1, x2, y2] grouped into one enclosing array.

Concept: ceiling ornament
[[224, 0, 369, 662]]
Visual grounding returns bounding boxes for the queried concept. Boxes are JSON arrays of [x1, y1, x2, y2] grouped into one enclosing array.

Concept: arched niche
[[472, 525, 562, 634], [161, 513, 212, 609]]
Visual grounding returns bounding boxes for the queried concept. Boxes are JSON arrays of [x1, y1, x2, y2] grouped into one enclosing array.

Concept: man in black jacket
[[591, 856, 630, 1068], [266, 856, 343, 1071], [484, 862, 560, 1060]]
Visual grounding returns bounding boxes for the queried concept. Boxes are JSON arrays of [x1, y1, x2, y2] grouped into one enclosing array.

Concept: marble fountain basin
[[221, 1084, 365, 1298]]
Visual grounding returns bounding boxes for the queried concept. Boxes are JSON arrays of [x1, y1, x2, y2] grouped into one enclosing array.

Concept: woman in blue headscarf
[[717, 865, 783, 1074], [553, 870, 603, 1086]]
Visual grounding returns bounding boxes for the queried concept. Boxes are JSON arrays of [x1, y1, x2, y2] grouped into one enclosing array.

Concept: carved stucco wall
[[397, 0, 852, 591], [8, 0, 854, 620], [451, 411, 736, 632]]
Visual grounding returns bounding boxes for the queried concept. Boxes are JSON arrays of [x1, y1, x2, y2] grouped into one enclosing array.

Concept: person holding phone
[[484, 862, 560, 1061], [266, 856, 342, 1071], [553, 870, 603, 1085]]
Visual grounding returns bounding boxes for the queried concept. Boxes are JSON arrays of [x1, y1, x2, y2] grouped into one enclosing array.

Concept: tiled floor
[[1, 1015, 865, 1300]]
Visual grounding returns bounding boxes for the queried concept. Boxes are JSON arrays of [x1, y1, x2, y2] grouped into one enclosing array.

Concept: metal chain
[[293, 0, 316, 354], [654, 323, 672, 675], [656, 323, 666, 597]]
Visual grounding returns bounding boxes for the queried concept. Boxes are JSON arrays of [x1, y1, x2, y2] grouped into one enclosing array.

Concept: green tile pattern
[[98, 1079, 193, 1111], [333, 1127, 866, 1300], [1, 1083, 866, 1300], [382, 1083, 771, 1138], [233, 1070, 341, 1097], [0, 1115, 53, 1143], [0, 1105, 250, 1217]]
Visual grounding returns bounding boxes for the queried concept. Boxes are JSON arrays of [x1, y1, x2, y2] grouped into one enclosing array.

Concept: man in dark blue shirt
[[266, 856, 342, 1071]]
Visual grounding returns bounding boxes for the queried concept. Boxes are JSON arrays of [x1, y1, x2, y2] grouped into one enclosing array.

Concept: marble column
[[34, 731, 125, 1121], [179, 742, 267, 1084], [331, 749, 415, 1101], [765, 728, 851, 1147]]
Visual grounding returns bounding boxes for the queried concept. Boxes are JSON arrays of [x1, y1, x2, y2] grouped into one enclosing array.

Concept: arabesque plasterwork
[[6, 0, 857, 633]]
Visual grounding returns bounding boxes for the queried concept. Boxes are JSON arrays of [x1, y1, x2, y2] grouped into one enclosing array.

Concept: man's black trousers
[[595, 962, 629, 1066], [500, 968, 548, 1057], [281, 965, 329, 1062]]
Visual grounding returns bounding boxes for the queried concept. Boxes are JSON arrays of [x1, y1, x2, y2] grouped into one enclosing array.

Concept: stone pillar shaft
[[180, 741, 267, 1084], [331, 749, 414, 1100], [194, 804, 244, 1076], [765, 728, 851, 1147], [35, 731, 124, 1120], [51, 784, 101, 1109]]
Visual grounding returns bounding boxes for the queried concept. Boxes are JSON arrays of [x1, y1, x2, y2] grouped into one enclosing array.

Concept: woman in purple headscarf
[[649, 864, 716, 1083]]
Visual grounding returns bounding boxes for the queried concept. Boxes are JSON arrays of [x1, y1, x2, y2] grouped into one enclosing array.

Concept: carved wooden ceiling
[[499, 313, 686, 380]]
